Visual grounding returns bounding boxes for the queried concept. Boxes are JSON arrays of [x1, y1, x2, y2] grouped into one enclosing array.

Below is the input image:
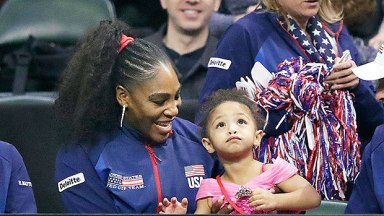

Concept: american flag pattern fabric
[[184, 164, 205, 177], [121, 176, 144, 187], [278, 15, 336, 70]]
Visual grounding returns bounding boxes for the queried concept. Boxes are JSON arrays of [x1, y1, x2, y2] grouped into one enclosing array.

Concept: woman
[[198, 0, 384, 200], [54, 20, 222, 213]]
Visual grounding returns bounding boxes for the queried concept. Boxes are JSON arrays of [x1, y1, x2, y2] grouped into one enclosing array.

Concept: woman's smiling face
[[123, 63, 182, 144]]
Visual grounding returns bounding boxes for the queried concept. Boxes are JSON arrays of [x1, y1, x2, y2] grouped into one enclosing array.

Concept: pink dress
[[196, 158, 298, 214]]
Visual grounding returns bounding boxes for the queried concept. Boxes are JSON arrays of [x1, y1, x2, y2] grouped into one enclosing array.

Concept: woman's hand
[[325, 58, 359, 90]]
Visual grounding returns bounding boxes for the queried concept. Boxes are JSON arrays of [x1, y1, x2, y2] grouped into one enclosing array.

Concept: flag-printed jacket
[[198, 10, 384, 140], [55, 117, 221, 213]]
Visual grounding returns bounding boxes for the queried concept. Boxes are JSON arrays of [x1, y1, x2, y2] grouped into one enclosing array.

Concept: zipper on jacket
[[145, 145, 162, 213]]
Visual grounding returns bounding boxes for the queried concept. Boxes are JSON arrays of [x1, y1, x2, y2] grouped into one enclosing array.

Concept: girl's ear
[[202, 138, 215, 153], [213, 0, 222, 12], [116, 85, 130, 107], [159, 0, 167, 9], [254, 129, 264, 147]]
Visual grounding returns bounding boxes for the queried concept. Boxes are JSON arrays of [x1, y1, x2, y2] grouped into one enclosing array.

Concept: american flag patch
[[121, 176, 144, 187], [107, 173, 145, 190], [184, 164, 205, 177]]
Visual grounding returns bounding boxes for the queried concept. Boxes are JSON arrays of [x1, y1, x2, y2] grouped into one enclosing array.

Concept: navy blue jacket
[[345, 124, 384, 213], [55, 118, 221, 213], [0, 141, 36, 213], [198, 10, 384, 139]]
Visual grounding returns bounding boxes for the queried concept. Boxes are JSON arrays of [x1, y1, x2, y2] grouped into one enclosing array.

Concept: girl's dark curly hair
[[55, 20, 173, 144], [198, 88, 266, 138]]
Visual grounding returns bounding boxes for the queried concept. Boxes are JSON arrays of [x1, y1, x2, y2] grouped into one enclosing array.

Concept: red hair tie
[[119, 34, 134, 53]]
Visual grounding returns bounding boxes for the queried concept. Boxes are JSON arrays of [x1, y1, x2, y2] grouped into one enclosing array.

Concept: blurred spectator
[[145, 0, 221, 101], [341, 0, 382, 43], [333, 0, 378, 63]]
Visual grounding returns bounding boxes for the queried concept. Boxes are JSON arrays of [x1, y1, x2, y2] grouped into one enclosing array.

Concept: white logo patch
[[18, 180, 32, 187], [208, 57, 231, 70], [58, 173, 85, 192]]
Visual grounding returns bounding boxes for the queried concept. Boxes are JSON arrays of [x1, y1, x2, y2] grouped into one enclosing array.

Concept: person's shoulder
[[0, 140, 20, 162], [373, 124, 384, 135], [196, 177, 219, 200], [57, 134, 112, 158], [369, 124, 384, 151], [56, 143, 83, 163], [0, 140, 13, 151], [236, 10, 274, 28], [0, 141, 27, 173], [56, 139, 97, 165], [171, 117, 202, 143], [172, 117, 200, 134], [267, 157, 298, 171], [223, 10, 276, 39]]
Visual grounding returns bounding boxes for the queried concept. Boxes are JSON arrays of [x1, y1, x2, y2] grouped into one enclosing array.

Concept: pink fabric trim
[[196, 158, 298, 203], [262, 163, 266, 172]]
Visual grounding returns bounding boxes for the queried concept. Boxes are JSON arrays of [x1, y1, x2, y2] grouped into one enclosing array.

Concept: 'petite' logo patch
[[208, 57, 231, 70], [58, 173, 85, 192]]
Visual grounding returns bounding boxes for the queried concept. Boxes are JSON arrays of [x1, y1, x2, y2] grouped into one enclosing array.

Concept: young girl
[[158, 89, 321, 214]]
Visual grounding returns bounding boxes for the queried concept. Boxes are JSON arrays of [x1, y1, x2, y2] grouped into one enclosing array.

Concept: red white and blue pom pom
[[237, 57, 360, 200]]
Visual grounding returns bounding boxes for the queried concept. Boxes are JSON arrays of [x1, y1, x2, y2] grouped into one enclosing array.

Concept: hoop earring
[[120, 105, 126, 128]]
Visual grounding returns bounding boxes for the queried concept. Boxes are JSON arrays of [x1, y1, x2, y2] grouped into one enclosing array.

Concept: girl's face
[[277, 0, 321, 26], [122, 63, 182, 144], [202, 101, 263, 161]]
